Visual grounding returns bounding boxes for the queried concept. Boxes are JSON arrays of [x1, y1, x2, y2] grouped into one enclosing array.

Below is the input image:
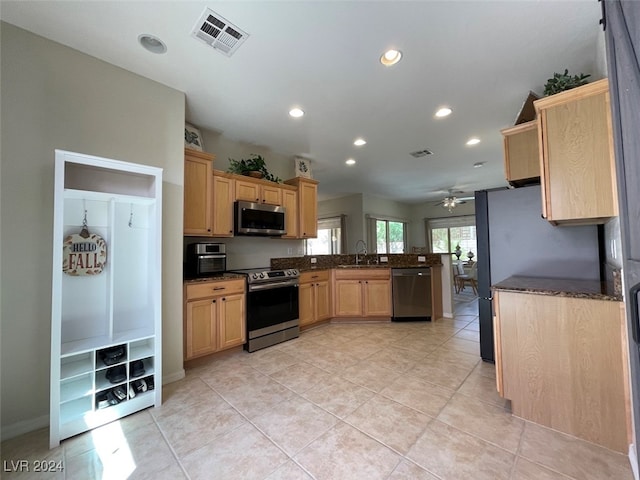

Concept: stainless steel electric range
[[228, 268, 300, 352]]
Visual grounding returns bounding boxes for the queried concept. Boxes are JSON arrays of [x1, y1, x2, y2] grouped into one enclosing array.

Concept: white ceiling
[[1, 1, 605, 204]]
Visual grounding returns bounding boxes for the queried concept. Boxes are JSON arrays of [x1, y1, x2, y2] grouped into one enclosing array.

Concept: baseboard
[[163, 368, 185, 385], [443, 312, 454, 318], [630, 443, 639, 480], [1, 414, 49, 442]]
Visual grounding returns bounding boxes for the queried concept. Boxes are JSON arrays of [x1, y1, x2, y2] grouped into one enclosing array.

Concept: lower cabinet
[[333, 269, 392, 318], [184, 278, 246, 360], [299, 270, 331, 328], [494, 290, 629, 453]]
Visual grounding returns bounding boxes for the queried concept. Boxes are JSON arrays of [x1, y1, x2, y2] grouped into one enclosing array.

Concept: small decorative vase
[[454, 247, 462, 259], [467, 251, 475, 261]]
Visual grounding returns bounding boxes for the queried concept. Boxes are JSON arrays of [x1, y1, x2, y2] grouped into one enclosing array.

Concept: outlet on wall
[[380, 256, 388, 263], [311, 257, 317, 264], [418, 256, 426, 262], [287, 248, 293, 254]]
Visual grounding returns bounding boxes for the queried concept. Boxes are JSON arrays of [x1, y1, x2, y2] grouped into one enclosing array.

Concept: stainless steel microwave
[[234, 201, 286, 236]]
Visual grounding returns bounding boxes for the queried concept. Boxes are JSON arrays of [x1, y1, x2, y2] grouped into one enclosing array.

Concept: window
[[426, 216, 477, 259], [305, 216, 343, 254], [373, 219, 406, 253]]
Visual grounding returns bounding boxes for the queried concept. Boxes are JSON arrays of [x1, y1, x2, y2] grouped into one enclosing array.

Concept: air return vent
[[191, 8, 249, 57], [410, 149, 434, 158]]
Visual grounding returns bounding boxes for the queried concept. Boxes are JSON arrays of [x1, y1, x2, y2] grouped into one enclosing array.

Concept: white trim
[[1, 415, 49, 442], [630, 444, 639, 480], [163, 369, 186, 385]]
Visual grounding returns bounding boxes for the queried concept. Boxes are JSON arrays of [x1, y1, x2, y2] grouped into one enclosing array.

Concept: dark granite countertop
[[492, 275, 622, 302], [272, 253, 442, 271], [296, 264, 441, 272], [184, 273, 246, 283]]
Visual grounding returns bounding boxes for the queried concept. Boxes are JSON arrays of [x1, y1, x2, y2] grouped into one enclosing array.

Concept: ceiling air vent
[[410, 149, 434, 158], [191, 8, 249, 57]]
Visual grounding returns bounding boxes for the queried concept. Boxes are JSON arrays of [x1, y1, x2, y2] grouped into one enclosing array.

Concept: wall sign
[[63, 226, 107, 276]]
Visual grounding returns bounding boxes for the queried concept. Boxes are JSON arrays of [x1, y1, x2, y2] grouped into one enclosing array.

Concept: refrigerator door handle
[[630, 282, 640, 344]]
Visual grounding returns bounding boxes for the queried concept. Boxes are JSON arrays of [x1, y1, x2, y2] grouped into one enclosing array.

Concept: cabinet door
[[536, 80, 617, 223], [185, 298, 217, 359], [218, 293, 246, 350], [299, 282, 315, 327], [212, 174, 234, 237], [334, 280, 363, 316], [235, 179, 260, 203], [281, 189, 299, 238], [299, 181, 318, 238], [315, 280, 331, 321], [261, 185, 282, 205], [184, 154, 213, 236], [363, 279, 391, 316], [502, 121, 539, 183]]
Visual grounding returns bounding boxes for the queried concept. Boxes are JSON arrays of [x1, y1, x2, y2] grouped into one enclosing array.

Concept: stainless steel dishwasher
[[392, 268, 432, 321]]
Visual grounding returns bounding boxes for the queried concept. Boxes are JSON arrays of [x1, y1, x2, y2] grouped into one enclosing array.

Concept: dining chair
[[457, 262, 478, 295], [453, 261, 465, 293]]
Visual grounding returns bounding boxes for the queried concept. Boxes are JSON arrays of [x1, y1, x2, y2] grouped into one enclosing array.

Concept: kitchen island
[[492, 275, 629, 453]]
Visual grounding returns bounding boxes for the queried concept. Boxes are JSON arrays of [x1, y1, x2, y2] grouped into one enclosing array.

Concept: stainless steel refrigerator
[[475, 184, 601, 362]]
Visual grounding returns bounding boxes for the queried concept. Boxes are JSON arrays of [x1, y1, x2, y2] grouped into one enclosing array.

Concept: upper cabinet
[[534, 79, 618, 225], [212, 171, 234, 237], [280, 186, 299, 239], [183, 150, 319, 239], [501, 120, 540, 186], [285, 177, 318, 238], [184, 149, 215, 236], [235, 178, 282, 205]]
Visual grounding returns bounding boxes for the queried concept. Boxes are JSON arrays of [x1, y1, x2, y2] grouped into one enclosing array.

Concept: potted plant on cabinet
[[543, 69, 591, 96], [227, 154, 281, 182]]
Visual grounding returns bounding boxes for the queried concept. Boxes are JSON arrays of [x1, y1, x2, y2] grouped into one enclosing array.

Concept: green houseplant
[[543, 69, 591, 96], [227, 154, 281, 183]]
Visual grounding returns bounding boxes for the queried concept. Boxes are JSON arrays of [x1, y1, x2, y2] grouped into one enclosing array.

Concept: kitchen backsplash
[[271, 253, 442, 270]]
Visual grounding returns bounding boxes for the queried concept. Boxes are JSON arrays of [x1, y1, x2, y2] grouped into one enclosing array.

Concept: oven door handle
[[198, 254, 227, 259], [248, 280, 299, 292]]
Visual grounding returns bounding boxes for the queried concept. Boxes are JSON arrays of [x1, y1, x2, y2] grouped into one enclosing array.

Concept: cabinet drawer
[[185, 279, 245, 300], [300, 270, 330, 284]]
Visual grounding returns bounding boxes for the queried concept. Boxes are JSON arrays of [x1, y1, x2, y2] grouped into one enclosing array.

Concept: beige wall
[[0, 23, 185, 439]]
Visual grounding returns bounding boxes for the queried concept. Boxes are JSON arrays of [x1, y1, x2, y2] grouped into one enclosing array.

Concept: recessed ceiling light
[[435, 107, 452, 118], [466, 137, 481, 146], [289, 108, 304, 118], [473, 162, 486, 168], [354, 138, 367, 146], [380, 49, 402, 66], [345, 159, 356, 166], [138, 34, 167, 54]]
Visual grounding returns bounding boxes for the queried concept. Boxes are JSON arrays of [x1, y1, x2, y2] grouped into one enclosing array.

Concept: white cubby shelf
[[50, 150, 162, 448]]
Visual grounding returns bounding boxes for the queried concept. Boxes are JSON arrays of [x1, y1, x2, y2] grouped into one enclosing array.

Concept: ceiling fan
[[434, 189, 475, 212]]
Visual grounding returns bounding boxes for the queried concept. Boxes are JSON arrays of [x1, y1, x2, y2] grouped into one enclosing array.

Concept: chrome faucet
[[355, 240, 367, 265]]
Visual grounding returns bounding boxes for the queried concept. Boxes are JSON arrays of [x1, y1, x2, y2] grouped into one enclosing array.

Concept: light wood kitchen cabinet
[[235, 178, 282, 205], [184, 278, 246, 360], [534, 79, 618, 225], [500, 120, 539, 185], [281, 186, 299, 238], [494, 290, 629, 453], [184, 149, 215, 236], [284, 177, 318, 238], [333, 268, 392, 319], [299, 270, 331, 328], [212, 171, 234, 237]]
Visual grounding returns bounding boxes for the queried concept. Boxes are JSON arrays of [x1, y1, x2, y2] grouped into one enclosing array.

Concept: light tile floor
[[2, 298, 634, 479]]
